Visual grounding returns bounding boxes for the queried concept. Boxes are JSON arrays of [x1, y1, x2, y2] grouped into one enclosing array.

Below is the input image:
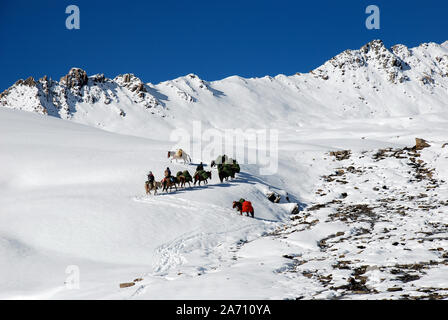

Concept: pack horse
[[168, 149, 191, 164]]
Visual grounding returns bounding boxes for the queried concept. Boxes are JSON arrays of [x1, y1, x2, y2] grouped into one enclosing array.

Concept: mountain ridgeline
[[1, 39, 448, 137]]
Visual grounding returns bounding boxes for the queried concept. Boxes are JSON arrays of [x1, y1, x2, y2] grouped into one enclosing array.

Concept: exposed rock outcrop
[[0, 68, 163, 118], [415, 138, 431, 150], [60, 68, 88, 89]]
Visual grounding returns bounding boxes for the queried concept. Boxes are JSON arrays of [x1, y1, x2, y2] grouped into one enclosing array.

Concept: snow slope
[[0, 108, 293, 299], [2, 106, 448, 299]]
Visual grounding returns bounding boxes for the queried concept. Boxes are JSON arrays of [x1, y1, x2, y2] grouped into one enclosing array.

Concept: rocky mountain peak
[[15, 76, 37, 87], [1, 39, 447, 128], [114, 73, 147, 94], [0, 68, 164, 118], [60, 67, 88, 89], [90, 73, 106, 83], [315, 39, 410, 83], [360, 39, 386, 53]]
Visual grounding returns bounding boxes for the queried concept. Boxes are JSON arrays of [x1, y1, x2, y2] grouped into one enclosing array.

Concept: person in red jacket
[[241, 200, 254, 218]]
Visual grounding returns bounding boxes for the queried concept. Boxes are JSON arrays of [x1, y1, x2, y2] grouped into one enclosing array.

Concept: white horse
[[167, 149, 191, 164]]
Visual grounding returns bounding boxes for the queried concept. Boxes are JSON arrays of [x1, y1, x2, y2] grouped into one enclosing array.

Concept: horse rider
[[147, 171, 155, 184], [196, 162, 204, 172], [164, 167, 173, 183]]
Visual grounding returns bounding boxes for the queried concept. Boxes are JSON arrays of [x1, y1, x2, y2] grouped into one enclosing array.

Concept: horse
[[162, 177, 178, 193], [167, 149, 191, 164], [233, 200, 254, 218], [194, 171, 212, 186], [176, 171, 193, 188], [183, 173, 193, 187], [218, 164, 237, 183], [175, 175, 185, 188], [232, 201, 243, 215], [145, 181, 161, 195], [219, 169, 234, 183]]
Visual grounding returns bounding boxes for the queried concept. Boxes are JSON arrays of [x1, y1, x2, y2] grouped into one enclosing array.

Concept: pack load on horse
[[242, 200, 254, 218], [218, 158, 240, 182], [211, 154, 229, 168], [167, 148, 192, 164], [231, 159, 240, 173], [194, 170, 212, 186], [218, 164, 235, 182], [176, 170, 193, 188], [232, 199, 254, 218], [182, 170, 193, 184]]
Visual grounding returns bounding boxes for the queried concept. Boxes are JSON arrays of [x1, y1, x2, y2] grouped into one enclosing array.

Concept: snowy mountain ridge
[[1, 39, 447, 139]]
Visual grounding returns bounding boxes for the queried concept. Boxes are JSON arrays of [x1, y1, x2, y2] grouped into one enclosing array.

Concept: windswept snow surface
[[0, 109, 291, 299]]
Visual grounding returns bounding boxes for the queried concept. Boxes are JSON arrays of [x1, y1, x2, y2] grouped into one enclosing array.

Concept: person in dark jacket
[[164, 167, 171, 178], [164, 167, 174, 183], [147, 171, 154, 183], [196, 162, 204, 172]]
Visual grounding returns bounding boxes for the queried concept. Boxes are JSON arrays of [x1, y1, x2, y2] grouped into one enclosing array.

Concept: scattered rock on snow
[[330, 150, 351, 161], [266, 191, 282, 203], [119, 282, 135, 288], [415, 138, 431, 150]]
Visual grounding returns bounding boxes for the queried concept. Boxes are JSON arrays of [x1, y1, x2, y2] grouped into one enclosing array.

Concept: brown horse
[[194, 171, 212, 186], [145, 181, 161, 195], [176, 175, 192, 188], [175, 170, 193, 188], [232, 201, 243, 215], [162, 177, 178, 193]]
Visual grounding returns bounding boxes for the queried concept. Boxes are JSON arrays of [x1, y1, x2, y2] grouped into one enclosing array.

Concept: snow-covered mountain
[[1, 39, 448, 300], [1, 39, 448, 139]]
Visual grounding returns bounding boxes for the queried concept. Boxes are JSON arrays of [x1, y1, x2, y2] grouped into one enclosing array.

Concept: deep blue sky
[[0, 0, 447, 91]]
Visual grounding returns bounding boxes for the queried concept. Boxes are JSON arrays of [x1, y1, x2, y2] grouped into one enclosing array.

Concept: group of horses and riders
[[144, 150, 254, 217], [144, 163, 211, 195]]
